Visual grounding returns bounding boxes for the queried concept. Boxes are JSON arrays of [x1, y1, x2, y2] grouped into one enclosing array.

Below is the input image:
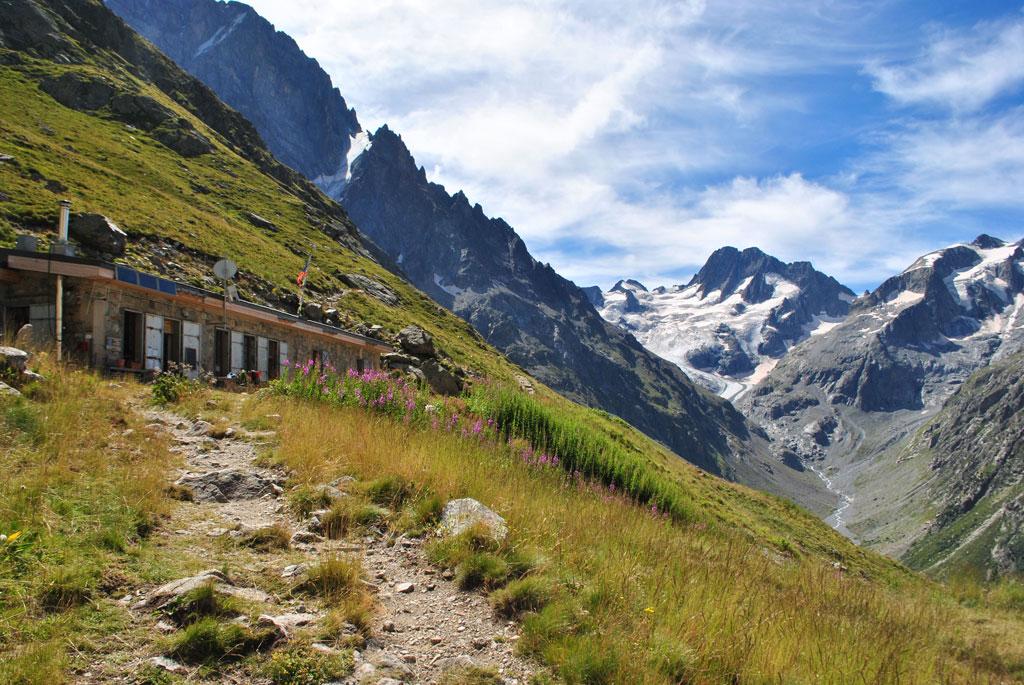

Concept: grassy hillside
[[1, 360, 1022, 683]]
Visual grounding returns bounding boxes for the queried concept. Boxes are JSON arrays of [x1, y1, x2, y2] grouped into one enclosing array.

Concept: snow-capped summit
[[597, 247, 855, 399]]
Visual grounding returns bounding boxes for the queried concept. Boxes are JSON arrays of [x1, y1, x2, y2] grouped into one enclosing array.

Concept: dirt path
[[87, 402, 536, 684]]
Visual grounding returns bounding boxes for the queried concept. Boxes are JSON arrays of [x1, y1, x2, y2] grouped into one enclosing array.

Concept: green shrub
[[297, 556, 362, 599], [491, 576, 556, 617], [365, 475, 414, 508], [263, 645, 353, 685], [151, 370, 195, 405], [468, 386, 697, 522], [289, 484, 334, 518], [167, 617, 275, 663], [456, 552, 509, 590], [395, 493, 444, 537], [320, 498, 389, 539]]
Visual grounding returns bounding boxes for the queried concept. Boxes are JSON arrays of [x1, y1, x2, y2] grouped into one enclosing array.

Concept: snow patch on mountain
[[194, 11, 247, 58], [313, 130, 372, 198], [599, 275, 842, 398]]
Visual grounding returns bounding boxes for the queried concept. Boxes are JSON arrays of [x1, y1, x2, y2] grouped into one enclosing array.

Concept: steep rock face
[[106, 0, 362, 197], [598, 247, 854, 399], [341, 127, 823, 500], [899, 353, 1024, 577], [741, 236, 1024, 555]]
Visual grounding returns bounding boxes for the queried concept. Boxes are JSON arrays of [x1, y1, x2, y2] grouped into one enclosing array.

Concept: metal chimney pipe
[[55, 200, 70, 360], [58, 199, 71, 241]]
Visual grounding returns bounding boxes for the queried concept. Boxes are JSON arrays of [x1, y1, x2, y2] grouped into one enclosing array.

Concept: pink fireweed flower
[[471, 420, 483, 435]]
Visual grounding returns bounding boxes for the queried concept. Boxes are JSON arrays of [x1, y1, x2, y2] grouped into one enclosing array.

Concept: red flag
[[296, 270, 307, 287]]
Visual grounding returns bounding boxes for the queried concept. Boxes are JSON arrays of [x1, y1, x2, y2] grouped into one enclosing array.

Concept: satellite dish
[[213, 259, 238, 281]]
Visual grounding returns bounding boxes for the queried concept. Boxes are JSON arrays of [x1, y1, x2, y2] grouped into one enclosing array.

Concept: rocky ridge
[[106, 0, 364, 198]]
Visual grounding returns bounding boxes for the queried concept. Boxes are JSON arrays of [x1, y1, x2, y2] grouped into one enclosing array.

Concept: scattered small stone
[[282, 563, 307, 578], [290, 530, 324, 544], [401, 654, 416, 664], [472, 637, 489, 650], [155, 620, 176, 633], [426, 583, 436, 592], [396, 582, 415, 594], [430, 636, 443, 645], [187, 420, 213, 436], [441, 569, 455, 581], [147, 656, 186, 674]]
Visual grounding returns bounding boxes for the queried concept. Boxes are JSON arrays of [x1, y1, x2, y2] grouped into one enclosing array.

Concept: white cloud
[[506, 173, 928, 291], [868, 18, 1024, 111], [242, 0, 1024, 293], [884, 109, 1024, 208]]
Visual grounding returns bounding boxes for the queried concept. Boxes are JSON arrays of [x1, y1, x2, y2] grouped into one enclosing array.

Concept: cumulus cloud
[[868, 18, 1024, 111]]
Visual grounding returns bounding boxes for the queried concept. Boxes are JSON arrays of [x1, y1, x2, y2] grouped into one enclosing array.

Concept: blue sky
[[245, 0, 1024, 293]]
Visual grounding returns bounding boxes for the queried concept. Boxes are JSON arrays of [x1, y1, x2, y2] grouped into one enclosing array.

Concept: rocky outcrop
[[71, 213, 127, 255], [176, 469, 282, 502], [899, 352, 1024, 576], [397, 325, 435, 357], [383, 326, 463, 396], [106, 0, 361, 198]]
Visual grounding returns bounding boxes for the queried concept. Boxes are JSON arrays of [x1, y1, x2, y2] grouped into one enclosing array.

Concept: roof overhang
[[0, 249, 393, 354]]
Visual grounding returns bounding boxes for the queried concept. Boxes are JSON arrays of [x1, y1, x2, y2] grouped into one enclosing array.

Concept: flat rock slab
[[136, 569, 271, 610], [176, 469, 278, 502]]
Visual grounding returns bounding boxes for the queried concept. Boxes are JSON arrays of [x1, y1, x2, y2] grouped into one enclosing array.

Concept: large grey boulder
[[440, 498, 507, 541], [420, 359, 462, 396], [302, 302, 324, 322], [0, 346, 29, 373], [72, 214, 127, 256], [176, 469, 280, 502], [397, 325, 435, 357]]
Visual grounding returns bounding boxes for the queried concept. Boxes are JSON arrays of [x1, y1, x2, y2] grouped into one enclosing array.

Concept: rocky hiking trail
[[83, 396, 537, 684]]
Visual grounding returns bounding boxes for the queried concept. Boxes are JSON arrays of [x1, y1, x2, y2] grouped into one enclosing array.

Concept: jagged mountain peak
[[611, 278, 648, 293], [598, 247, 854, 399], [972, 233, 1007, 250], [107, 0, 362, 198]]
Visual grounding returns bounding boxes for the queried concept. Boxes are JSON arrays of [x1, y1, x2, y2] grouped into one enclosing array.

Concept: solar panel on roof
[[158, 279, 177, 295], [115, 266, 138, 285], [138, 273, 158, 291]]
